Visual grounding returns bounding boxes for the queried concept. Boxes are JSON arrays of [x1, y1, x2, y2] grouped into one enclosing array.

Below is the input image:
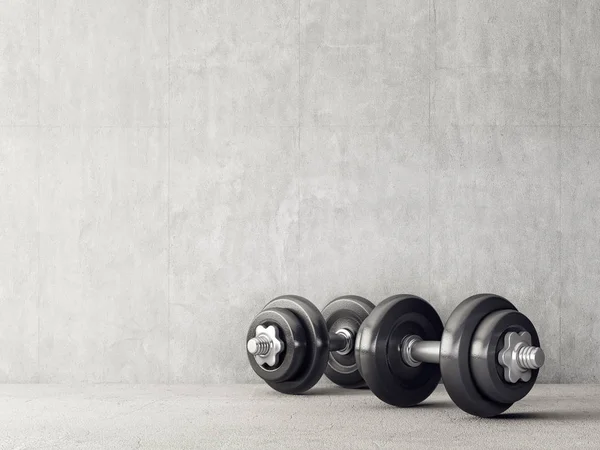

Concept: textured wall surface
[[0, 0, 598, 383]]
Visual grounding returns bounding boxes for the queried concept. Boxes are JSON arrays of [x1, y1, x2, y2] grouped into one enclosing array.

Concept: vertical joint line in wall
[[559, 0, 562, 129], [297, 0, 300, 130], [427, 0, 433, 300], [297, 0, 301, 133], [428, 0, 432, 134], [167, 0, 171, 384], [37, 134, 41, 383], [37, 0, 40, 127], [37, 0, 41, 383], [557, 0, 562, 382], [297, 0, 301, 291], [558, 122, 562, 384]]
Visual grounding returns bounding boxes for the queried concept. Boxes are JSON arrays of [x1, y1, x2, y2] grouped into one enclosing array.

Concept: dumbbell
[[246, 294, 375, 394], [355, 293, 545, 417]]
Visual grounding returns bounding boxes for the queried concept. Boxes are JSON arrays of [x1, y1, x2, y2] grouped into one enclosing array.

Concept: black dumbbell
[[355, 293, 545, 417], [246, 294, 375, 394]]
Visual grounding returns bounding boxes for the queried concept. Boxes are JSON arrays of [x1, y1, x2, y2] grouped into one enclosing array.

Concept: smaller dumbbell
[[246, 295, 374, 394], [355, 293, 545, 417]]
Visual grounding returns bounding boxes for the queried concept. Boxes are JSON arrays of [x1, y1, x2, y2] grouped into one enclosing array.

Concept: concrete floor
[[1, 384, 600, 449]]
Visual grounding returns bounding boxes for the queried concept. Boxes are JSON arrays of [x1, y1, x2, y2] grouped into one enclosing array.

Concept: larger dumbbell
[[355, 293, 545, 417], [246, 294, 375, 394]]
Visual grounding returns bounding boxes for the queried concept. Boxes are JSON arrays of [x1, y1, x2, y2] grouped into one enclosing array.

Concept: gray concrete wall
[[0, 0, 598, 383]]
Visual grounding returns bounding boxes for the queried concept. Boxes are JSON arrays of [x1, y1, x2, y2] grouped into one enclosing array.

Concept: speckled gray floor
[[1, 384, 599, 449]]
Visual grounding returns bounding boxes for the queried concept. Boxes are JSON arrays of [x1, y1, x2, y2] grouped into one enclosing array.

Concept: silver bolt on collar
[[247, 325, 284, 367], [498, 331, 545, 383], [247, 335, 272, 356], [516, 345, 545, 370]]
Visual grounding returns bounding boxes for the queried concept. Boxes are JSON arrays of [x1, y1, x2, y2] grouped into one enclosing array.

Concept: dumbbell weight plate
[[439, 293, 517, 418], [470, 309, 540, 404], [246, 307, 307, 383], [322, 295, 375, 388], [259, 295, 329, 394], [355, 295, 444, 407]]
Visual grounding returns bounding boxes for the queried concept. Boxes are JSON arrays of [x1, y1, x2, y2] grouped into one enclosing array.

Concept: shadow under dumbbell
[[361, 400, 456, 410], [258, 385, 371, 397], [302, 386, 372, 396], [487, 410, 600, 421]]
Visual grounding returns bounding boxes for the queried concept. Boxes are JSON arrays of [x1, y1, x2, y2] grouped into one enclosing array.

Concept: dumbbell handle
[[410, 340, 441, 364], [329, 331, 347, 352], [402, 335, 544, 371], [329, 329, 354, 355], [401, 336, 440, 367], [248, 328, 354, 357]]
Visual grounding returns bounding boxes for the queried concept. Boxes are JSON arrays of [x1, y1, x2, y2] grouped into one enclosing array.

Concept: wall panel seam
[[167, 0, 172, 385], [36, 0, 41, 384], [558, 0, 563, 384]]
